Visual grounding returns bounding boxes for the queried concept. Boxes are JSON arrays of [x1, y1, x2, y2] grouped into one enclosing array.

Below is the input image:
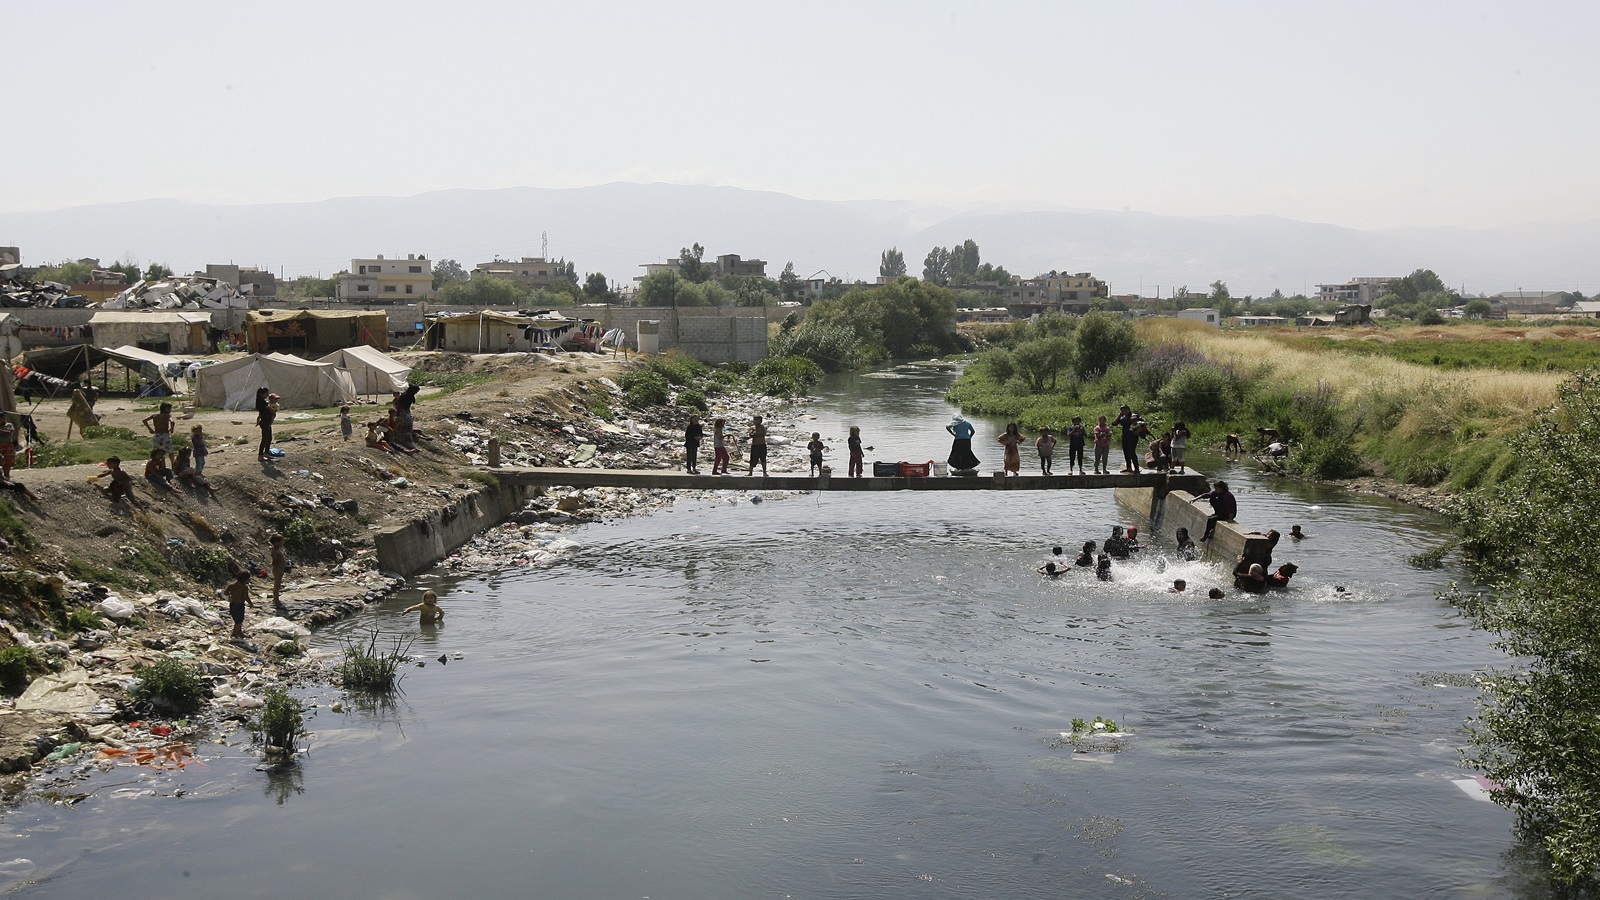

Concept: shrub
[[65, 608, 104, 633], [1157, 363, 1241, 423], [131, 658, 208, 714], [335, 631, 412, 693], [747, 356, 823, 397], [617, 368, 670, 408], [674, 389, 708, 412], [255, 689, 306, 754], [1285, 435, 1368, 480], [769, 322, 875, 372], [173, 545, 235, 586], [643, 350, 710, 386], [1129, 342, 1210, 400], [280, 515, 319, 558], [0, 646, 47, 694]]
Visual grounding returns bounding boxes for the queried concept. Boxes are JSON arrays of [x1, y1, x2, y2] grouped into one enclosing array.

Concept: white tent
[[194, 353, 356, 410], [316, 345, 410, 396], [87, 311, 212, 355]]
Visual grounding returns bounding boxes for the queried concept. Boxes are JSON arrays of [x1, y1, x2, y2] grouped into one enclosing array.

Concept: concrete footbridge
[[487, 466, 1211, 495]]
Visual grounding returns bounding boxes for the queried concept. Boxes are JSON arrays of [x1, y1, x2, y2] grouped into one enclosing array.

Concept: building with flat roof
[[1317, 277, 1395, 306], [337, 254, 435, 303], [472, 257, 572, 289], [1003, 272, 1108, 317]]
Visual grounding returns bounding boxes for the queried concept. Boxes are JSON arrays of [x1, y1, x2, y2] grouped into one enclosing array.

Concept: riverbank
[[0, 350, 803, 797]]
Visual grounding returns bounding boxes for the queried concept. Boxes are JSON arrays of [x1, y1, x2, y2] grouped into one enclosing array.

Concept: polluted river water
[[0, 363, 1549, 897]]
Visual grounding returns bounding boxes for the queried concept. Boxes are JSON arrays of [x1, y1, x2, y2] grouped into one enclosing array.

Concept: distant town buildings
[[1317, 277, 1394, 306], [337, 254, 435, 303], [1492, 290, 1574, 316], [472, 257, 571, 289], [1177, 308, 1220, 326], [1004, 272, 1109, 317], [636, 252, 767, 284]]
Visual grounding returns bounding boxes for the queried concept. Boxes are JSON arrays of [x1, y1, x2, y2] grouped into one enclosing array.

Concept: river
[[1, 364, 1549, 898]]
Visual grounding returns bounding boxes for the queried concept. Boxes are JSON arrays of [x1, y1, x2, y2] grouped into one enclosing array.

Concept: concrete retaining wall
[[374, 481, 537, 577], [1115, 485, 1272, 567]]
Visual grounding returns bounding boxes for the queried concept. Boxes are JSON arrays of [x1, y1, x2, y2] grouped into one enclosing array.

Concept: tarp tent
[[315, 345, 410, 395], [103, 345, 188, 394], [194, 353, 356, 410], [422, 310, 577, 353], [87, 311, 211, 355], [245, 309, 389, 355]]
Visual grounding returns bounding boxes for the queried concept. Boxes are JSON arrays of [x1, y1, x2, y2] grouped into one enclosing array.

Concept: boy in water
[[224, 568, 251, 640], [270, 534, 288, 610], [1169, 579, 1187, 593], [1035, 426, 1056, 475], [807, 432, 825, 476], [1037, 561, 1064, 578], [403, 590, 445, 624]]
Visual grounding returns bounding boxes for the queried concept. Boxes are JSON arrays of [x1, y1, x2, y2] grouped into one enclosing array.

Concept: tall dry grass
[[1136, 319, 1564, 436]]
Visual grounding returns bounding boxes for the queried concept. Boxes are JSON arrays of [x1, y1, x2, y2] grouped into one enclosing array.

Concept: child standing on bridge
[[711, 418, 729, 475], [1035, 426, 1056, 475], [807, 432, 825, 476], [1066, 416, 1086, 475]]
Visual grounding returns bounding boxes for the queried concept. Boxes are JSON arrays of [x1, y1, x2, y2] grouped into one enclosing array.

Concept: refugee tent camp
[[194, 353, 356, 410], [315, 345, 410, 395], [245, 309, 389, 355], [87, 311, 212, 355]]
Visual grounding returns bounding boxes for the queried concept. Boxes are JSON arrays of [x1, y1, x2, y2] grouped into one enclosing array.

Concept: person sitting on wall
[[1195, 480, 1237, 542]]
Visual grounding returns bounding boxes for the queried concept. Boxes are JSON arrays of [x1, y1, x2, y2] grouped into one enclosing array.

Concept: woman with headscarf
[[946, 414, 980, 473]]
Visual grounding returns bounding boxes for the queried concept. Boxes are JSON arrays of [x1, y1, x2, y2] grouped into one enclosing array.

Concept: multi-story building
[[337, 254, 435, 302], [1004, 272, 1109, 317], [1316, 277, 1394, 306], [715, 254, 766, 278], [473, 257, 572, 289]]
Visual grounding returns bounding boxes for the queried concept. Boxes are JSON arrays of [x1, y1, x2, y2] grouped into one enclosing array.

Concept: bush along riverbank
[[1447, 368, 1600, 888], [945, 316, 1564, 491], [0, 349, 805, 803]]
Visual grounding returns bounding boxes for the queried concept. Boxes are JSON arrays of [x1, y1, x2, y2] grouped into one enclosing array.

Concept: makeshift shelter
[[315, 345, 410, 396], [194, 353, 356, 410], [422, 310, 577, 353], [103, 345, 189, 394], [245, 309, 389, 355], [86, 311, 211, 355], [0, 312, 19, 360]]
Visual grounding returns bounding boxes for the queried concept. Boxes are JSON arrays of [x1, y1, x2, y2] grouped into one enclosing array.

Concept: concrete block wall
[[374, 482, 536, 577], [1115, 485, 1272, 567]]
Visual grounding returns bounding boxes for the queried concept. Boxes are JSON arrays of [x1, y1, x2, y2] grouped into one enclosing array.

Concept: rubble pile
[[0, 278, 86, 308], [102, 275, 250, 310]]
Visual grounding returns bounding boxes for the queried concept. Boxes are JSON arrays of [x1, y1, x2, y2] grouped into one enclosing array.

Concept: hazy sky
[[10, 0, 1597, 230]]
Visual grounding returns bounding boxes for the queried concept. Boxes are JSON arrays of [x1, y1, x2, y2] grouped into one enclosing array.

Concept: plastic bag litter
[[230, 694, 265, 709], [95, 596, 137, 621], [159, 597, 208, 619], [16, 669, 102, 713], [254, 617, 310, 640]]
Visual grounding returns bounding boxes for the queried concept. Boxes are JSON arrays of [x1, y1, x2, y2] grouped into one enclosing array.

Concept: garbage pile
[[102, 275, 250, 310], [0, 277, 87, 308]]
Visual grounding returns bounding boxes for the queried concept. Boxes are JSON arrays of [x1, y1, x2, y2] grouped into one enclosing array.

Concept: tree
[[33, 260, 93, 284], [678, 243, 710, 283], [432, 258, 468, 290], [583, 272, 615, 302], [1451, 369, 1600, 885], [1010, 336, 1075, 393], [638, 270, 684, 307], [1073, 311, 1139, 378], [879, 247, 906, 278], [108, 259, 143, 283], [281, 275, 336, 300], [723, 274, 778, 307], [1464, 298, 1493, 319], [1210, 280, 1239, 319], [779, 262, 801, 303], [922, 247, 950, 284], [799, 276, 958, 359], [438, 274, 530, 307], [144, 262, 173, 281]]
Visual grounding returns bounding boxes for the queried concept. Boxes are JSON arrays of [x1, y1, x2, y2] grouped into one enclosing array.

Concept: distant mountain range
[[1, 183, 1595, 297]]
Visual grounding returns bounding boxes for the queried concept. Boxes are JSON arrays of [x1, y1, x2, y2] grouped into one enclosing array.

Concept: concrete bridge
[[487, 466, 1211, 496]]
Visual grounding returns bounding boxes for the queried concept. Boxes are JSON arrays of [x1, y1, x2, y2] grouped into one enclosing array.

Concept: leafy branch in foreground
[[1449, 367, 1600, 886]]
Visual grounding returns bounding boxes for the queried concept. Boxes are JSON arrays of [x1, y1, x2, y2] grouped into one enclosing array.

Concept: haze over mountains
[[1, 183, 1595, 298]]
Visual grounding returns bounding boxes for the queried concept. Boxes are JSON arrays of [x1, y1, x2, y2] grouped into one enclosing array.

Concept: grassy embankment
[[948, 319, 1573, 490]]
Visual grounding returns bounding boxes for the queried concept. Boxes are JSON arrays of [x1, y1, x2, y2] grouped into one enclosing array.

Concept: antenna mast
[[542, 231, 549, 260]]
